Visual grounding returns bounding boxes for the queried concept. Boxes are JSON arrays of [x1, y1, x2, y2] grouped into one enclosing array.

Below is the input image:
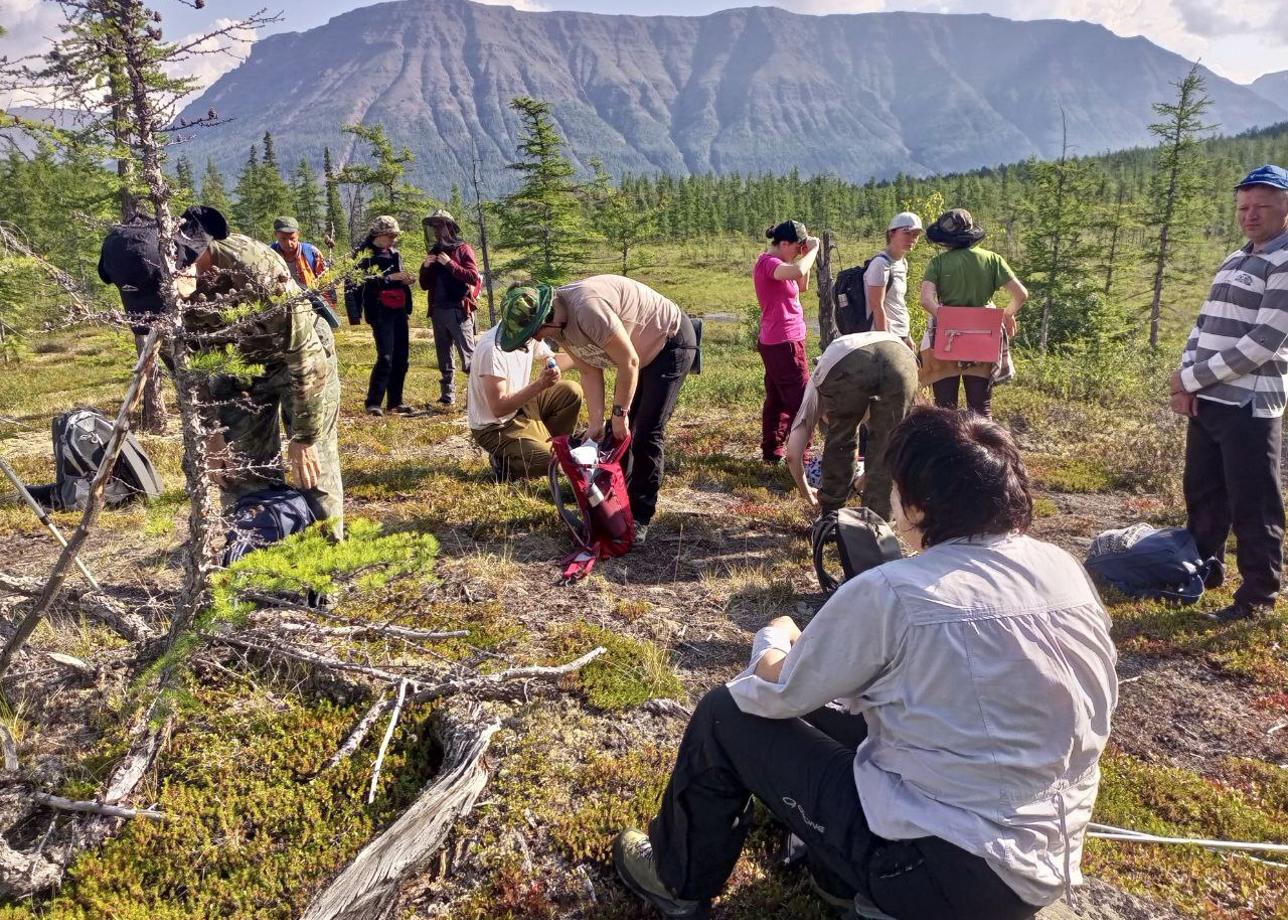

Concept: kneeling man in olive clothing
[[468, 323, 582, 480]]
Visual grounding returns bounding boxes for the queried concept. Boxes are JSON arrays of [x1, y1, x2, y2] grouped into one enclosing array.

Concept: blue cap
[[1235, 165, 1288, 191]]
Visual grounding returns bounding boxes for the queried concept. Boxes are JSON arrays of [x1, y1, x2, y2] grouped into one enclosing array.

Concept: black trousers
[[649, 687, 1037, 920], [627, 313, 696, 525], [931, 375, 992, 417], [365, 309, 410, 409], [1184, 399, 1284, 606]]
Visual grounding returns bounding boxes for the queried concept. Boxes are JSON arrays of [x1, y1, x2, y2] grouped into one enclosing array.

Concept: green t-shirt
[[924, 246, 1015, 307]]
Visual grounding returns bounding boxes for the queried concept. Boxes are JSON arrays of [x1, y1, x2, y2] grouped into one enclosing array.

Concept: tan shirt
[[551, 275, 682, 368]]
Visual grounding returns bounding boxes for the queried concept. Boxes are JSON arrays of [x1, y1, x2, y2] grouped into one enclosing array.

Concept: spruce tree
[[1019, 118, 1103, 352], [172, 156, 196, 211], [232, 144, 262, 236], [1145, 65, 1216, 348], [323, 147, 347, 250], [499, 97, 584, 283], [291, 158, 324, 241], [256, 131, 294, 233], [200, 158, 232, 216], [499, 95, 587, 283]]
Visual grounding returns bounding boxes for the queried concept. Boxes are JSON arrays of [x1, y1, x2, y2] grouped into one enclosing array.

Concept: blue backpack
[[222, 486, 315, 566], [1083, 525, 1215, 605]]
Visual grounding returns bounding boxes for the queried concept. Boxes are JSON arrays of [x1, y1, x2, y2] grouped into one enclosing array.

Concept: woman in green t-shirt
[[918, 209, 1028, 417]]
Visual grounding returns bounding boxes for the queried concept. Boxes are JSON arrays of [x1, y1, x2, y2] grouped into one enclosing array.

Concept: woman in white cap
[[864, 212, 923, 350]]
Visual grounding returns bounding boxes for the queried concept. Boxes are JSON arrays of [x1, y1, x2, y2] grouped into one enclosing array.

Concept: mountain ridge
[[175, 0, 1285, 195]]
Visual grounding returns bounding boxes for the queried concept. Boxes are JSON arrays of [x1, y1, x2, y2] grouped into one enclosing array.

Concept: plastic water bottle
[[546, 356, 558, 370], [586, 479, 605, 507]]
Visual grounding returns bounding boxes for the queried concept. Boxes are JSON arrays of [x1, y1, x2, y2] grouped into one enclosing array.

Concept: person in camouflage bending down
[[182, 211, 345, 539]]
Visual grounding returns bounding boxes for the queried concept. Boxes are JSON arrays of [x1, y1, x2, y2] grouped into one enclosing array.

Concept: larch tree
[[1145, 65, 1216, 348]]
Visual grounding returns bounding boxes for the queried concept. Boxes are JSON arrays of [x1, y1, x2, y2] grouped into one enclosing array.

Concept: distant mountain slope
[[175, 0, 1285, 195], [1252, 71, 1288, 107]]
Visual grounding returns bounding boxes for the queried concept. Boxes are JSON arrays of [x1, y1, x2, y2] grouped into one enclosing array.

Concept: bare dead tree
[[817, 231, 838, 350], [470, 143, 496, 324]]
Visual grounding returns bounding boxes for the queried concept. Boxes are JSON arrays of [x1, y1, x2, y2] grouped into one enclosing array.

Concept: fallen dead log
[[300, 706, 500, 920], [33, 792, 167, 821]]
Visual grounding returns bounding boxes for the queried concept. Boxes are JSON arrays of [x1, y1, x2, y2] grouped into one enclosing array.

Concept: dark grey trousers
[[431, 306, 475, 399]]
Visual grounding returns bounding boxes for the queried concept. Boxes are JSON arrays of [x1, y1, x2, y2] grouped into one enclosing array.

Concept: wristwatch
[[611, 404, 626, 418]]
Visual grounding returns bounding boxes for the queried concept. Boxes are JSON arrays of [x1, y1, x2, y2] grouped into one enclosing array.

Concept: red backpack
[[548, 433, 636, 583]]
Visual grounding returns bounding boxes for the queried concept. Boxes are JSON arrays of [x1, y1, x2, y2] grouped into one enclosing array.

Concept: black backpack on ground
[[811, 506, 903, 592], [833, 253, 892, 336], [222, 486, 315, 566], [29, 408, 163, 511]]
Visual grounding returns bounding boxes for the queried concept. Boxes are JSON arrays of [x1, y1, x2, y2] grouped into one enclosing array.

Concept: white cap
[[888, 211, 923, 231]]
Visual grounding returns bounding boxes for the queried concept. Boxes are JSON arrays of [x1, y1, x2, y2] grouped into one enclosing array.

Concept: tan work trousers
[[471, 380, 583, 478]]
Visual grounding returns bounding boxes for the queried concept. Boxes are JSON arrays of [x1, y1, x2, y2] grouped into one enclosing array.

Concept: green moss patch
[[549, 623, 684, 711], [1088, 752, 1288, 918], [1, 689, 438, 920]]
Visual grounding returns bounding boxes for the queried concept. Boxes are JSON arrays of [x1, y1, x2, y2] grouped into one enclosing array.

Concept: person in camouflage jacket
[[187, 233, 344, 538]]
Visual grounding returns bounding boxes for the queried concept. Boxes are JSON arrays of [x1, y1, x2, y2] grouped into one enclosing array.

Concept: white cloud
[[167, 17, 260, 98]]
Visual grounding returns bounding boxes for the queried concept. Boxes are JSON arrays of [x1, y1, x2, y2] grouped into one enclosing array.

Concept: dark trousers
[[650, 687, 1037, 920], [1184, 400, 1284, 606], [365, 310, 410, 409], [627, 314, 696, 525], [932, 375, 992, 417], [759, 339, 810, 461], [431, 306, 476, 399]]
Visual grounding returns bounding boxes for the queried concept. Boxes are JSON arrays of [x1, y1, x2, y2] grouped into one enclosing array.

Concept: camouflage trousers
[[215, 316, 345, 539]]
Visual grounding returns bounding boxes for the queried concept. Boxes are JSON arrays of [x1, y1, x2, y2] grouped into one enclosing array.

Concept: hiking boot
[[635, 523, 650, 546], [437, 394, 454, 406], [612, 829, 708, 919], [1204, 559, 1226, 591], [365, 405, 383, 417], [1206, 601, 1272, 624], [389, 404, 414, 416]]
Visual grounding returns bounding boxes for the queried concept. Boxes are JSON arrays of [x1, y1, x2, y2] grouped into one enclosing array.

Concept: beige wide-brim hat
[[423, 208, 460, 236]]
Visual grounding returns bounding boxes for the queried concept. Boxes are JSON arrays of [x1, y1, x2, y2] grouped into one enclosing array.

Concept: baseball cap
[[273, 216, 300, 233], [1235, 165, 1288, 191], [888, 212, 923, 232]]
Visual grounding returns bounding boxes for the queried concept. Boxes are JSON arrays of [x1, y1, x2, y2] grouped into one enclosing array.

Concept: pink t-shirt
[[754, 252, 807, 345]]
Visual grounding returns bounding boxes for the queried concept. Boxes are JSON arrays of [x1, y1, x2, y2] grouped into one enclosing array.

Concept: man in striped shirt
[[1170, 165, 1288, 623]]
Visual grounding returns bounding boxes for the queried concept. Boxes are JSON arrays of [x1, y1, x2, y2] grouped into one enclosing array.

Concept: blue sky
[[3, 0, 1285, 89]]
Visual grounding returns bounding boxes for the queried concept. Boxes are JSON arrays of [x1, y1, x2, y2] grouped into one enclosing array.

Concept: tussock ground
[[1, 282, 1285, 919]]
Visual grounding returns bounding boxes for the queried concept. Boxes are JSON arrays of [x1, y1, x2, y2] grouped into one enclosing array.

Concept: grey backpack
[[49, 408, 163, 510], [811, 507, 903, 592]]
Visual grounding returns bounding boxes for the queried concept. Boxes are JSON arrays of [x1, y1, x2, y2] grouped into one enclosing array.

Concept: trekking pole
[[0, 456, 101, 592]]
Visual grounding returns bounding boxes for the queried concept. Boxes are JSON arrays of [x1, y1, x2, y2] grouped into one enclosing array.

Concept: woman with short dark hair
[[614, 406, 1117, 920], [754, 220, 819, 463]]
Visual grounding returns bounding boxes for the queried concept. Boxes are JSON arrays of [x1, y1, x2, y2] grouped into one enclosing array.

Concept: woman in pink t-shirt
[[753, 220, 819, 463]]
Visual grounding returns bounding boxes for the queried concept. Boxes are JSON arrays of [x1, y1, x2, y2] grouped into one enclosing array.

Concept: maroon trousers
[[759, 339, 810, 461]]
